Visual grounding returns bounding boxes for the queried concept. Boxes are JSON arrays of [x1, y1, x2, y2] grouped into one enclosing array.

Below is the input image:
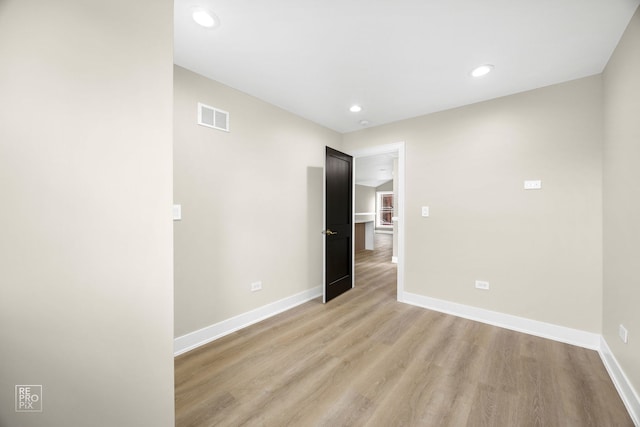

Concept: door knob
[[323, 229, 338, 235]]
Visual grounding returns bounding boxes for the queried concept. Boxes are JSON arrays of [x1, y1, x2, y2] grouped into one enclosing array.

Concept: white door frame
[[350, 142, 405, 302]]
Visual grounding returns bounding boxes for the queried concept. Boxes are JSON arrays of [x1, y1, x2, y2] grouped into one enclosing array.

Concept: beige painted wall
[[603, 6, 640, 397], [355, 185, 376, 224], [343, 76, 603, 332], [376, 181, 394, 192], [0, 1, 175, 426], [173, 66, 341, 337], [355, 185, 376, 213]]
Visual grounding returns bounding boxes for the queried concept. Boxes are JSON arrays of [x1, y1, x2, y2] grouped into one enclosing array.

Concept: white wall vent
[[197, 102, 229, 132]]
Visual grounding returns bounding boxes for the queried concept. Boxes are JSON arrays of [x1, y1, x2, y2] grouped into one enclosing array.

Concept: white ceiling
[[355, 153, 396, 187], [174, 0, 639, 133]]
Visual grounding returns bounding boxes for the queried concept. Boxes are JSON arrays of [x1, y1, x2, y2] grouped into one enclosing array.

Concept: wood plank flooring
[[175, 234, 633, 426]]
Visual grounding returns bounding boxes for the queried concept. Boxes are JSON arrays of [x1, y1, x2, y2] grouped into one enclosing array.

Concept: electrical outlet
[[250, 281, 262, 292], [619, 324, 628, 344], [475, 280, 490, 290], [524, 180, 542, 190]]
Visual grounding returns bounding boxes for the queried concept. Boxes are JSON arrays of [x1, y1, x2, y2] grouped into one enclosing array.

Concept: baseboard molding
[[174, 286, 322, 356], [599, 337, 640, 426], [375, 230, 393, 235], [402, 292, 601, 350]]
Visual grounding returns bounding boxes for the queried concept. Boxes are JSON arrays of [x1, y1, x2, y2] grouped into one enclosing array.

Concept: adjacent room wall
[[376, 181, 394, 192], [0, 1, 175, 426], [173, 66, 342, 337], [355, 185, 376, 213], [343, 76, 603, 333], [603, 6, 640, 400], [355, 184, 376, 225]]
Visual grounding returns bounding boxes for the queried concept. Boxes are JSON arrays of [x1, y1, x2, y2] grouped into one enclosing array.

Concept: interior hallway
[[174, 233, 631, 426]]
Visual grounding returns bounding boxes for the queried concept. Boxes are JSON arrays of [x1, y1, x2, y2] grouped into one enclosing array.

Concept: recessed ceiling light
[[471, 64, 494, 78], [192, 8, 219, 28], [349, 105, 363, 113]]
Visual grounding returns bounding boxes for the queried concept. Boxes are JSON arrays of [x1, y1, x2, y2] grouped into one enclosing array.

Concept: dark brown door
[[324, 146, 353, 302]]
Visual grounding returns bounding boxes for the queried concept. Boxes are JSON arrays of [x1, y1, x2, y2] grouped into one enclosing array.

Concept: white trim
[[391, 256, 398, 264], [599, 337, 640, 426], [375, 230, 393, 235], [322, 147, 327, 303], [351, 151, 356, 297], [350, 142, 405, 302], [402, 291, 601, 350], [174, 286, 322, 356]]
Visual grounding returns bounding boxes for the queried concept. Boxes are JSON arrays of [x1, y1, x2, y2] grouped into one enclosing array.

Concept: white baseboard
[[174, 286, 322, 356], [599, 337, 640, 426], [375, 230, 393, 235], [391, 256, 398, 264], [401, 291, 601, 350]]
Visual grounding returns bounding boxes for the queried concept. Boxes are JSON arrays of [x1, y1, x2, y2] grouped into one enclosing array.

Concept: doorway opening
[[351, 142, 405, 301]]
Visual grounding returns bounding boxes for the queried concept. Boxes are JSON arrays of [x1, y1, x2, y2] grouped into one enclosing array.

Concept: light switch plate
[[173, 204, 182, 220], [421, 206, 429, 217], [619, 324, 628, 344]]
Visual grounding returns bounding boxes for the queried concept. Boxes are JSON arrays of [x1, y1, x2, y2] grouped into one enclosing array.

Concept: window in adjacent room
[[376, 191, 394, 228]]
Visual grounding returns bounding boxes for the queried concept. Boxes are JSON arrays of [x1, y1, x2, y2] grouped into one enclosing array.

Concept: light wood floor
[[175, 234, 632, 426]]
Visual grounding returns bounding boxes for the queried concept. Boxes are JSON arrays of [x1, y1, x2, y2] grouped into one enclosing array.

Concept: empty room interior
[[2, 1, 640, 426]]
